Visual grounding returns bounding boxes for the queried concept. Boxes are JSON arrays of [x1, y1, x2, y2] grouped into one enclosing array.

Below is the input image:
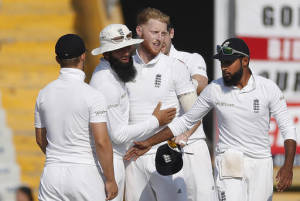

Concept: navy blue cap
[[213, 37, 250, 61], [155, 143, 183, 176], [55, 34, 86, 59]]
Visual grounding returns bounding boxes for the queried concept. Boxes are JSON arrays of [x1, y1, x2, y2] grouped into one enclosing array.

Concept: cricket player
[[89, 24, 176, 201], [35, 34, 118, 201], [126, 37, 297, 201], [123, 7, 203, 201], [161, 25, 217, 201]]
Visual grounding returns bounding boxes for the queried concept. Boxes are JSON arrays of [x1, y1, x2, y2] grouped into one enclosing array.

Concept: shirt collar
[[133, 49, 162, 67], [240, 74, 256, 93], [169, 44, 178, 57], [230, 74, 256, 93], [59, 67, 86, 82]]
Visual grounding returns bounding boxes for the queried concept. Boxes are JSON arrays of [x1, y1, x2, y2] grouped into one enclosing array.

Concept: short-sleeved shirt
[[35, 68, 107, 165], [169, 45, 207, 78], [126, 51, 195, 153], [169, 74, 296, 158], [169, 45, 207, 140], [89, 58, 159, 157]]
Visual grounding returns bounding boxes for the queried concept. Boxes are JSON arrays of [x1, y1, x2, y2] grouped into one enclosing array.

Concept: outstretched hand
[[124, 141, 152, 161]]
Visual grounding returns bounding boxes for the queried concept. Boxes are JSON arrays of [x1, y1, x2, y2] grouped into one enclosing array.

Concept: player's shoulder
[[91, 61, 112, 80], [253, 74, 279, 89]]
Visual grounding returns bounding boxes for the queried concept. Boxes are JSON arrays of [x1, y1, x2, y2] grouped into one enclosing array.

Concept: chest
[[214, 89, 270, 121], [126, 66, 175, 103]]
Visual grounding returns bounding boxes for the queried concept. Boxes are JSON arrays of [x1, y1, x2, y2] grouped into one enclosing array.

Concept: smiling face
[[136, 18, 168, 59]]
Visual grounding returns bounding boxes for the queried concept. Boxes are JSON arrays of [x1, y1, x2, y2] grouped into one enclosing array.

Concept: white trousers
[[125, 152, 187, 201], [112, 154, 125, 201], [182, 139, 217, 201], [125, 139, 217, 201], [215, 153, 273, 201], [38, 164, 106, 201]]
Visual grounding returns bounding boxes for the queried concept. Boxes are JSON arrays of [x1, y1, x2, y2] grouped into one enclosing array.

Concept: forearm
[[111, 116, 158, 144], [95, 141, 115, 182], [35, 128, 47, 154], [283, 139, 296, 168], [146, 127, 174, 146]]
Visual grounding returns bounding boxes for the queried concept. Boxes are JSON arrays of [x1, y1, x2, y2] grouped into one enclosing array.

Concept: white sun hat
[[91, 24, 144, 55]]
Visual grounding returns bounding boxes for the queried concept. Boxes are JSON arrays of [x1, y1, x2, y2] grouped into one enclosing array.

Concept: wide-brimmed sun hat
[[91, 24, 144, 55]]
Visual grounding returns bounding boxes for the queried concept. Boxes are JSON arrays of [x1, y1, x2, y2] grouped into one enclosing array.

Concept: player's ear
[[242, 56, 249, 67], [136, 25, 142, 38], [170, 28, 174, 39]]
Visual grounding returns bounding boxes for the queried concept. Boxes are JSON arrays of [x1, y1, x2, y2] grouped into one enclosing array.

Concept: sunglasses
[[110, 32, 133, 44], [217, 45, 249, 57]]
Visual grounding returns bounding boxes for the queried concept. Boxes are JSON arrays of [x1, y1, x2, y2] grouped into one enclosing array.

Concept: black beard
[[223, 61, 243, 86], [108, 55, 136, 83]]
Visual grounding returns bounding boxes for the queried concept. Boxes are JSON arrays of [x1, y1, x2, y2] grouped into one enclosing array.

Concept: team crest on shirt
[[154, 74, 162, 88], [253, 99, 260, 113]]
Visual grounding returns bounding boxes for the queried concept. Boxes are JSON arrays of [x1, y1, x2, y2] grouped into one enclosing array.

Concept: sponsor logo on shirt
[[95, 110, 106, 116], [215, 102, 234, 107], [108, 104, 119, 109], [253, 99, 260, 113], [154, 74, 162, 88]]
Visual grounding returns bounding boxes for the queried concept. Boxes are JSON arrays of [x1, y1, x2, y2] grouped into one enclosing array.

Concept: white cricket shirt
[[89, 58, 159, 157], [169, 44, 207, 78], [34, 68, 107, 165], [126, 51, 195, 153], [169, 74, 297, 158], [169, 45, 207, 140]]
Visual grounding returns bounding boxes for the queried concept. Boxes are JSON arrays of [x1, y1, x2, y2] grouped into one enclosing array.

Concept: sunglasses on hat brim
[[109, 32, 133, 44], [217, 45, 249, 57]]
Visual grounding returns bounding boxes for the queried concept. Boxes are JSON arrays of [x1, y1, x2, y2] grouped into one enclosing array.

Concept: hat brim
[[91, 38, 144, 55], [213, 53, 241, 61]]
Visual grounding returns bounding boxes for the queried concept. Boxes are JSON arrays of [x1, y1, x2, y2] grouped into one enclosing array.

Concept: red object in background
[[238, 36, 300, 62], [270, 103, 300, 154]]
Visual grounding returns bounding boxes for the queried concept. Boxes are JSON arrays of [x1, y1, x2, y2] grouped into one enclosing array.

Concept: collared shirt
[[126, 51, 195, 153], [34, 68, 107, 165], [169, 45, 207, 78], [89, 58, 159, 157], [169, 74, 297, 158], [169, 44, 208, 140]]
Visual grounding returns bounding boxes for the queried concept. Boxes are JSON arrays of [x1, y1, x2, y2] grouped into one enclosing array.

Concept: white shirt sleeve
[[186, 53, 207, 78], [89, 92, 108, 123], [34, 91, 45, 128], [106, 104, 159, 144], [169, 83, 214, 136], [269, 81, 297, 141], [90, 71, 159, 145], [172, 60, 195, 96]]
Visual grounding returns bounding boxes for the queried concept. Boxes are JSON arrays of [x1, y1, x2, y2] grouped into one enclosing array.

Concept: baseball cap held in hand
[[155, 141, 183, 176], [55, 34, 86, 59], [91, 24, 144, 55]]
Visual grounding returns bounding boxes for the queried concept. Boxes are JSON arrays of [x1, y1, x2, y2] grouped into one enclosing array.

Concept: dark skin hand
[[275, 139, 296, 192], [124, 127, 174, 160]]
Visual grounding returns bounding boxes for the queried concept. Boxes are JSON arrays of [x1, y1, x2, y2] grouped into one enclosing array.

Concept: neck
[[137, 46, 157, 64], [236, 68, 251, 89]]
